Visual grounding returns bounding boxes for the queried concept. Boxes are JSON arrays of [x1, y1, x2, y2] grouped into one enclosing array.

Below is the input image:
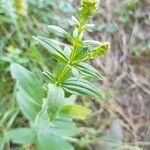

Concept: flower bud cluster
[[80, 0, 100, 22]]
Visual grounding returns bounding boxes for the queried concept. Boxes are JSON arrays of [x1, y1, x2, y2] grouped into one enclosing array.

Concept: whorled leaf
[[33, 36, 68, 63], [62, 77, 103, 101], [42, 70, 54, 84], [48, 25, 71, 40], [83, 40, 100, 46], [73, 45, 89, 61], [48, 25, 67, 35], [74, 62, 103, 79]]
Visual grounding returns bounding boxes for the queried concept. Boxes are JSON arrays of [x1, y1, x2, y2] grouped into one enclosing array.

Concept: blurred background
[[0, 0, 150, 149]]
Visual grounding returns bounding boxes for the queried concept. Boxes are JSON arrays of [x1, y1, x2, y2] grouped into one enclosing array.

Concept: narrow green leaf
[[42, 70, 54, 83], [83, 24, 95, 31], [54, 63, 71, 82], [73, 45, 89, 61], [69, 16, 79, 26], [35, 36, 61, 50], [71, 67, 81, 78], [64, 46, 71, 59], [61, 105, 91, 119], [48, 39, 71, 47], [48, 25, 68, 38], [62, 77, 103, 101], [83, 40, 100, 46], [75, 63, 103, 79], [33, 36, 68, 63], [7, 128, 36, 144]]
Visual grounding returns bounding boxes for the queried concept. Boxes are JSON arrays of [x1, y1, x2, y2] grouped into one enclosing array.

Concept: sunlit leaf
[[61, 104, 91, 119]]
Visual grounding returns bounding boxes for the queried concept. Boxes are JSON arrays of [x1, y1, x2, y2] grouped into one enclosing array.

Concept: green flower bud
[[13, 0, 27, 16], [87, 42, 110, 59], [80, 0, 100, 22]]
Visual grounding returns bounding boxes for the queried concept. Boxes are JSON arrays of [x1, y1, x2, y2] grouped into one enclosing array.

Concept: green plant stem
[[56, 64, 70, 85], [56, 22, 85, 85], [72, 57, 88, 65], [69, 22, 84, 62]]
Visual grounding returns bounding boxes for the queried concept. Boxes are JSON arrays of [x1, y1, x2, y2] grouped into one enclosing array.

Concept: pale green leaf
[[11, 63, 44, 103], [83, 24, 95, 31], [34, 101, 75, 150], [7, 128, 36, 144], [83, 40, 100, 46], [50, 116, 79, 137], [37, 130, 74, 150], [33, 36, 68, 63], [64, 95, 77, 105], [10, 63, 43, 121], [35, 36, 61, 50], [16, 89, 40, 121], [47, 84, 65, 120], [48, 39, 71, 47], [61, 105, 91, 119], [48, 25, 68, 38], [64, 46, 71, 58], [69, 16, 79, 26]]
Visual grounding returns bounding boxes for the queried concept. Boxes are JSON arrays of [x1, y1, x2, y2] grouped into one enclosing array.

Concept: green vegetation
[[1, 0, 110, 149], [0, 0, 150, 150]]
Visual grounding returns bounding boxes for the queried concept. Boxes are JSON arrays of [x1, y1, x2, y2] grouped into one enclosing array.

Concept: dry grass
[[86, 0, 150, 149]]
